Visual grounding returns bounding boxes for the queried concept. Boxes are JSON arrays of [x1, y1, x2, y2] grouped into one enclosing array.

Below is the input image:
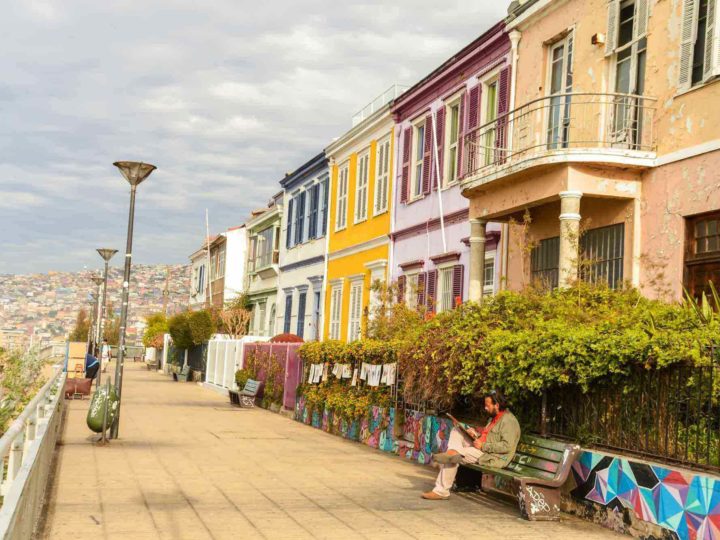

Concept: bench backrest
[[504, 434, 579, 483], [180, 366, 189, 375], [243, 379, 260, 395]]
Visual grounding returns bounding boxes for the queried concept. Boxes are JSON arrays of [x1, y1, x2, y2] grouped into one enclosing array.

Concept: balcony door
[[547, 33, 574, 150], [611, 0, 647, 148]]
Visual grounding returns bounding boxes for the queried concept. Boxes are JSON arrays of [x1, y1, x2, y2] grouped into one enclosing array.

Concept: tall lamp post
[[96, 248, 117, 389], [110, 161, 156, 439], [91, 275, 104, 354]]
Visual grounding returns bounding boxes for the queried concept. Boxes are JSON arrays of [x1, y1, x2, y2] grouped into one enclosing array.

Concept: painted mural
[[571, 452, 720, 540]]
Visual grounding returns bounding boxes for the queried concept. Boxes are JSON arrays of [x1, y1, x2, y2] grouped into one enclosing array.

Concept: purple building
[[390, 22, 511, 311]]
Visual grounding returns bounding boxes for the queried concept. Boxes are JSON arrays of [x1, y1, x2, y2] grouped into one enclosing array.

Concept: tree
[[219, 296, 252, 339], [103, 302, 120, 345], [69, 309, 90, 342], [188, 310, 215, 345], [168, 312, 193, 350], [143, 312, 168, 348]]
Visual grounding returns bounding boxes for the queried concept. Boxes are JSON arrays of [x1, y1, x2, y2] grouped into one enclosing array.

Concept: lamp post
[[85, 293, 96, 355], [91, 275, 104, 354], [110, 161, 156, 439], [96, 249, 117, 389]]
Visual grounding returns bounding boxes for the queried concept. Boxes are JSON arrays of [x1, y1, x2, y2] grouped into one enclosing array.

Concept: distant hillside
[[0, 264, 190, 345]]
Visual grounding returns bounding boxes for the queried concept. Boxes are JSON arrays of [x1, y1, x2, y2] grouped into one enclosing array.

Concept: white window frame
[[335, 162, 349, 232], [405, 272, 420, 309], [678, 0, 720, 91], [374, 135, 391, 215], [354, 150, 370, 224], [347, 279, 364, 342], [483, 251, 497, 297], [329, 282, 343, 340], [411, 117, 426, 200], [437, 265, 455, 314], [443, 93, 463, 188], [256, 301, 267, 336]]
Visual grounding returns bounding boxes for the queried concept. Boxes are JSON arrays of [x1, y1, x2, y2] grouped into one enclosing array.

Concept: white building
[[188, 245, 208, 310]]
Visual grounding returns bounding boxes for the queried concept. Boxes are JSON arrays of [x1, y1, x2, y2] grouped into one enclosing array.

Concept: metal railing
[[0, 366, 66, 538], [462, 92, 657, 180], [515, 351, 720, 473], [351, 84, 409, 127]]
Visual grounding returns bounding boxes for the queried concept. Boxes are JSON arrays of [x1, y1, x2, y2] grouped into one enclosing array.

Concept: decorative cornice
[[278, 255, 325, 273], [279, 152, 328, 190], [364, 259, 388, 271], [399, 260, 425, 271], [430, 252, 461, 265], [461, 231, 501, 248], [391, 208, 470, 241], [328, 235, 389, 261]]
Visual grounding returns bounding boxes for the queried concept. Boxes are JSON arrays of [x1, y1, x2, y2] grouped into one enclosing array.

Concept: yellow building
[[323, 87, 402, 341]]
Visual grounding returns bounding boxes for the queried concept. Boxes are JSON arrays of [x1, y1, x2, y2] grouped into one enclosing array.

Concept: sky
[[0, 0, 510, 275]]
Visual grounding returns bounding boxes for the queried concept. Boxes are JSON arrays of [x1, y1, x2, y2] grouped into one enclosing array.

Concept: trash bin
[[86, 382, 119, 433]]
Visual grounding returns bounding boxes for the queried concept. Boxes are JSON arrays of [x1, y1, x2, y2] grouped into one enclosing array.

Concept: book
[[446, 413, 479, 441]]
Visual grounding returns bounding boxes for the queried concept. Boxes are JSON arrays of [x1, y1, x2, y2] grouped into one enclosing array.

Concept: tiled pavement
[[39, 362, 624, 540]]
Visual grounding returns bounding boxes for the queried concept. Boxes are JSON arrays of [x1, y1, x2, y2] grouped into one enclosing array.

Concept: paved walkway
[[40, 363, 623, 540]]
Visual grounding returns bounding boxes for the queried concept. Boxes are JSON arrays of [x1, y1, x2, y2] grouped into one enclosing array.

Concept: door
[[547, 34, 574, 149]]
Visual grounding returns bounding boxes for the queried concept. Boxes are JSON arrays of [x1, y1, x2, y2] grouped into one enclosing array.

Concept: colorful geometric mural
[[572, 452, 720, 540]]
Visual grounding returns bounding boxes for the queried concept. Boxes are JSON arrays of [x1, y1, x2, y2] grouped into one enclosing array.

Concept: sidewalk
[[39, 362, 623, 540]]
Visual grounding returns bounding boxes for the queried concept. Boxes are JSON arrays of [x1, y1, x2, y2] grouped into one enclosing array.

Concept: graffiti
[[526, 486, 550, 514]]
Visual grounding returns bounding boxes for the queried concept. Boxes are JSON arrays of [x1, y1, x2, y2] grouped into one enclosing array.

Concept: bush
[[188, 310, 215, 345], [270, 333, 304, 343], [143, 312, 168, 348], [235, 368, 251, 389], [168, 313, 193, 350]]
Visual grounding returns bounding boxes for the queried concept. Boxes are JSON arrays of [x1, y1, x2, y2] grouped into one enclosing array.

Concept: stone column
[[558, 191, 583, 288], [469, 219, 488, 303]]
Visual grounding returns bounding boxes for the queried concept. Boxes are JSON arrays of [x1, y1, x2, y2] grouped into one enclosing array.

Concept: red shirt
[[478, 411, 505, 445]]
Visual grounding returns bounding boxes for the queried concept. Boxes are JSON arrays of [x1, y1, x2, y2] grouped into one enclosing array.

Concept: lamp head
[[113, 161, 157, 187], [97, 248, 118, 262], [91, 275, 104, 286]]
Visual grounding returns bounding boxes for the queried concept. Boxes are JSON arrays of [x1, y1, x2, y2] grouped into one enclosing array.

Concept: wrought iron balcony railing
[[461, 92, 657, 182]]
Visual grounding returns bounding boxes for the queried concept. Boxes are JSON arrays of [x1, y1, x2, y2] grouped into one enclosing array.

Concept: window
[[296, 292, 307, 338], [445, 101, 461, 185], [437, 267, 454, 313], [679, 0, 719, 89], [336, 164, 349, 231], [285, 198, 294, 249], [256, 301, 267, 336], [547, 33, 574, 150], [405, 273, 420, 308], [685, 212, 720, 300], [374, 137, 391, 214], [483, 256, 495, 296], [255, 227, 275, 269], [531, 237, 560, 290], [347, 281, 363, 341], [268, 304, 276, 337], [413, 121, 426, 198], [294, 191, 306, 245], [483, 81, 499, 165], [320, 175, 329, 236], [283, 294, 292, 334], [308, 183, 319, 239], [355, 152, 369, 223], [329, 284, 343, 340], [580, 223, 625, 289], [313, 291, 321, 341]]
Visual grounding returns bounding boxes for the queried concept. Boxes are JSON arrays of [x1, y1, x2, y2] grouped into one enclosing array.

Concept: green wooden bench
[[173, 365, 190, 382], [228, 379, 260, 407], [461, 434, 581, 521]]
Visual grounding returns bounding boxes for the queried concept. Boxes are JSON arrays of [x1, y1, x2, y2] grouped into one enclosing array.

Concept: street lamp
[[96, 248, 117, 389], [110, 161, 156, 439], [91, 275, 104, 355]]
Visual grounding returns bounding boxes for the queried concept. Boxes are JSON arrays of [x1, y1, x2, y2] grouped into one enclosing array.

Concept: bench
[[459, 434, 581, 521], [145, 358, 158, 371], [228, 379, 260, 407], [173, 366, 190, 382]]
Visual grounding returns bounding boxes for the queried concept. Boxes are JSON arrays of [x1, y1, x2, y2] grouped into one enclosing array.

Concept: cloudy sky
[[0, 0, 509, 275]]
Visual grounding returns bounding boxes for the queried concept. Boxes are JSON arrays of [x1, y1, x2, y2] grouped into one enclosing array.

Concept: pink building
[[390, 23, 511, 310]]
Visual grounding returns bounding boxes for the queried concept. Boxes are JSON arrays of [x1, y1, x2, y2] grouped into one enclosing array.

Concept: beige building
[[461, 0, 720, 301]]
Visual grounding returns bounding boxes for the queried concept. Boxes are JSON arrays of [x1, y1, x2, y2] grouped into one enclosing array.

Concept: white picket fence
[[205, 336, 266, 391]]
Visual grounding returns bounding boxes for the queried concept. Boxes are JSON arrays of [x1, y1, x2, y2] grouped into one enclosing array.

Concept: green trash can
[[87, 382, 119, 433]]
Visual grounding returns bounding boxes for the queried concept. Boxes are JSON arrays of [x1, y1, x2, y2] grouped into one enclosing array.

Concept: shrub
[[167, 312, 193, 350], [142, 312, 168, 348], [270, 333, 304, 343], [235, 368, 251, 389], [188, 310, 215, 345]]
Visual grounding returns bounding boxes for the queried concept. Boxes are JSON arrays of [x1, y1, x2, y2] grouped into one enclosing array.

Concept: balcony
[[460, 92, 657, 190], [351, 84, 409, 127], [250, 249, 280, 277]]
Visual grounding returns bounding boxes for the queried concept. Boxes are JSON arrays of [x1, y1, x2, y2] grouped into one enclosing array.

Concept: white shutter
[[679, 0, 699, 90], [605, 0, 620, 56], [635, 0, 649, 38], [706, 0, 720, 78]]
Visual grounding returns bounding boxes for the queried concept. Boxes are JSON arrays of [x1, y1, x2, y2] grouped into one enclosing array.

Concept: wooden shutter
[[468, 86, 481, 130], [283, 294, 292, 334], [400, 127, 412, 203], [605, 0, 620, 56], [417, 272, 427, 307], [457, 92, 467, 179], [295, 192, 305, 245], [286, 198, 294, 249], [433, 108, 446, 191], [495, 66, 512, 164], [397, 275, 406, 303], [296, 293, 306, 338], [679, 0, 698, 90], [635, 0, 649, 38], [452, 265, 464, 307], [426, 270, 438, 313], [705, 0, 720, 79], [421, 115, 433, 195], [321, 177, 328, 235]]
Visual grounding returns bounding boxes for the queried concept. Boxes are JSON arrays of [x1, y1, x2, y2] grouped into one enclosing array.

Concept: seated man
[[422, 390, 520, 500]]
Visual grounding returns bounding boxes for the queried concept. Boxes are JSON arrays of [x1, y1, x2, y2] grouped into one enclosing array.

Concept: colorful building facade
[[460, 0, 720, 301], [391, 23, 511, 309], [277, 153, 329, 341], [323, 88, 402, 341]]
